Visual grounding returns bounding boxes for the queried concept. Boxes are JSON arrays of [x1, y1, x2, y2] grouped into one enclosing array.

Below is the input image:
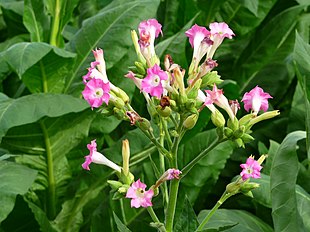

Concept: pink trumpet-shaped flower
[[82, 78, 111, 109], [141, 64, 168, 99], [208, 22, 235, 59], [241, 86, 273, 115], [82, 140, 121, 172], [185, 24, 213, 64], [126, 179, 154, 208], [138, 19, 162, 60], [205, 84, 235, 120], [240, 156, 262, 181], [166, 169, 182, 180]]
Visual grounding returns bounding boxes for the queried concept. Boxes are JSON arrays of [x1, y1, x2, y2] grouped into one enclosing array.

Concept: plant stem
[[165, 179, 180, 232], [195, 191, 233, 231], [159, 121, 169, 205], [181, 138, 226, 177], [49, 0, 61, 46], [40, 120, 56, 219], [147, 207, 166, 232]]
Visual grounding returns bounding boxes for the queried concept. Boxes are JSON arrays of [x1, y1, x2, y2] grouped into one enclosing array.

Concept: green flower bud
[[186, 79, 202, 99], [113, 107, 126, 120], [224, 127, 233, 138], [226, 182, 240, 194], [227, 117, 239, 131], [241, 133, 255, 143], [239, 114, 255, 126], [234, 138, 244, 148], [211, 109, 226, 128], [136, 117, 151, 131], [107, 180, 123, 191], [233, 125, 245, 139], [156, 105, 172, 117], [185, 99, 196, 111], [249, 110, 280, 126], [116, 88, 129, 103], [183, 114, 198, 129], [135, 61, 146, 75], [201, 71, 223, 88]]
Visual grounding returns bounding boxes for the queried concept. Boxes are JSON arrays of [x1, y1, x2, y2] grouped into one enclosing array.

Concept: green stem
[[40, 61, 48, 92], [49, 0, 61, 46], [165, 179, 180, 232], [159, 121, 169, 205], [181, 138, 225, 177], [40, 120, 56, 219], [162, 119, 173, 149], [196, 191, 233, 231], [147, 207, 166, 232], [120, 198, 127, 225]]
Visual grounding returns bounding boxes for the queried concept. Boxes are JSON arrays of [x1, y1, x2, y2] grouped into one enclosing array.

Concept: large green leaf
[[65, 0, 160, 93], [179, 129, 234, 202], [23, 0, 50, 42], [197, 209, 273, 232], [234, 5, 304, 93], [4, 42, 76, 93], [0, 93, 89, 140], [270, 131, 306, 232], [253, 174, 310, 231], [0, 161, 37, 223]]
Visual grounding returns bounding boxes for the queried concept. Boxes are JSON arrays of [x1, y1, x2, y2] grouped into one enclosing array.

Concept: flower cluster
[[80, 18, 279, 212]]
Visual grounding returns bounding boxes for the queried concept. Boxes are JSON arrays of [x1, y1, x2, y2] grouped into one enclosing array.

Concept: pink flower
[[167, 169, 182, 180], [241, 86, 273, 115], [92, 48, 106, 73], [205, 84, 235, 120], [126, 179, 154, 208], [82, 139, 121, 172], [138, 19, 162, 60], [240, 156, 262, 181], [125, 71, 142, 89], [141, 64, 168, 98], [208, 22, 235, 59], [82, 78, 111, 108], [185, 24, 213, 65]]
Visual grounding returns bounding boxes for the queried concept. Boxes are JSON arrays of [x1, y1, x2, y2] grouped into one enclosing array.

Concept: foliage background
[[0, 0, 309, 231]]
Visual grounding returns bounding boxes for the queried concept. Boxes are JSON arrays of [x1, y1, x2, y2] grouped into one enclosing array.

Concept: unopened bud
[[116, 88, 129, 103], [211, 109, 226, 128], [173, 66, 185, 95], [233, 125, 245, 138], [113, 107, 126, 120], [241, 133, 255, 143], [239, 114, 255, 126], [156, 105, 172, 117], [249, 110, 280, 126], [226, 182, 240, 194], [107, 180, 123, 191], [122, 139, 130, 176], [131, 30, 146, 64], [135, 61, 146, 75], [234, 138, 244, 148], [136, 117, 151, 131], [224, 127, 233, 138], [257, 154, 268, 165], [112, 97, 125, 109], [183, 114, 198, 129], [201, 71, 223, 88], [240, 182, 260, 193], [186, 79, 202, 99]]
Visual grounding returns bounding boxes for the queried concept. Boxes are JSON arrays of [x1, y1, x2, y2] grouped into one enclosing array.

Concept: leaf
[[23, 0, 50, 42], [234, 5, 304, 93], [270, 131, 306, 232], [179, 129, 234, 202], [113, 212, 132, 232], [174, 196, 199, 232], [0, 161, 37, 223], [65, 0, 160, 93], [252, 174, 310, 231], [197, 209, 273, 232], [0, 93, 89, 140]]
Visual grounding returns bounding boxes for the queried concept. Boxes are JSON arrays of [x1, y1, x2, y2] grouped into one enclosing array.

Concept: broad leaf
[[0, 93, 89, 140], [113, 212, 132, 232], [0, 161, 37, 222], [65, 0, 160, 93], [23, 0, 49, 42], [197, 209, 273, 232], [270, 131, 306, 232], [179, 129, 234, 202]]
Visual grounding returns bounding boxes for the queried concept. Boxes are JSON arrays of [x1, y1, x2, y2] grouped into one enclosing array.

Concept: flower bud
[[211, 109, 225, 128], [227, 117, 239, 131], [107, 180, 123, 191], [122, 139, 130, 176], [224, 127, 233, 138], [135, 61, 146, 75], [173, 66, 185, 95], [183, 114, 198, 129], [136, 117, 151, 131], [200, 71, 223, 88], [226, 182, 240, 194], [249, 110, 280, 126], [234, 138, 244, 148], [186, 79, 202, 99], [233, 125, 245, 139], [115, 87, 129, 104], [240, 182, 260, 193], [241, 133, 255, 143], [239, 114, 255, 126], [131, 30, 146, 64], [156, 105, 172, 117]]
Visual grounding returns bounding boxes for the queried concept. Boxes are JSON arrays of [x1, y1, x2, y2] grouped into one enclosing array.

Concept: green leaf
[[179, 129, 234, 202], [65, 0, 160, 93], [197, 209, 273, 232], [270, 131, 306, 232], [0, 161, 37, 223], [234, 5, 304, 93], [0, 93, 89, 140], [174, 196, 199, 232], [23, 0, 50, 42], [253, 174, 310, 231], [113, 212, 132, 232]]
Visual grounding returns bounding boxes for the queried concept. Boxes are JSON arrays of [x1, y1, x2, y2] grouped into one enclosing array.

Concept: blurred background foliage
[[0, 0, 309, 231]]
